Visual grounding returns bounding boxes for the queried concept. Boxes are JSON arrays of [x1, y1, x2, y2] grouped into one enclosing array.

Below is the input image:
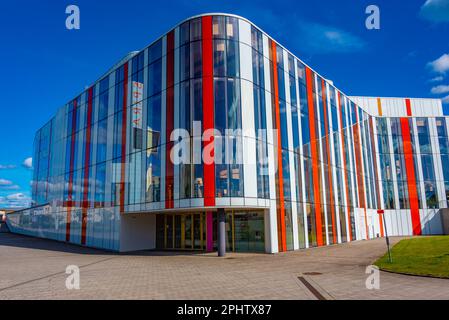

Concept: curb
[[378, 268, 449, 280]]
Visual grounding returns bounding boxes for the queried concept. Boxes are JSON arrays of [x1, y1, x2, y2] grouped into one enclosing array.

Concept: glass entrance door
[[156, 213, 206, 251]]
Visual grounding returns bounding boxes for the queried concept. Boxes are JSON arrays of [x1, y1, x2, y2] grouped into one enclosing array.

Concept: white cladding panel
[[350, 96, 443, 117]]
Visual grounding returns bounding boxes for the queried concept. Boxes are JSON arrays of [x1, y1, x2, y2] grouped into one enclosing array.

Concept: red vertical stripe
[[66, 98, 78, 242], [81, 87, 94, 245], [321, 80, 337, 244], [406, 98, 412, 117], [165, 31, 175, 209], [353, 106, 366, 208], [353, 106, 368, 239], [270, 40, 287, 252], [337, 92, 353, 241], [120, 63, 129, 213], [400, 118, 422, 235], [305, 67, 323, 247], [202, 16, 216, 207]]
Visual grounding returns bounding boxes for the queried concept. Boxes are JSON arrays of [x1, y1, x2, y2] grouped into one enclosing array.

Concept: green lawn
[[375, 236, 449, 278]]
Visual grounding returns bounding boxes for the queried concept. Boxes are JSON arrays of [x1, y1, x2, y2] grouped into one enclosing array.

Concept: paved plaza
[[0, 232, 448, 300]]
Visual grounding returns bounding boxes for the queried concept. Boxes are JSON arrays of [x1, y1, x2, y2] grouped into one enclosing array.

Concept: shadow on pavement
[[0, 232, 225, 258]]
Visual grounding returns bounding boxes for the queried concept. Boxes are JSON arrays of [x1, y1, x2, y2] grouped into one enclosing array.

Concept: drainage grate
[[303, 272, 322, 276], [298, 276, 327, 300]]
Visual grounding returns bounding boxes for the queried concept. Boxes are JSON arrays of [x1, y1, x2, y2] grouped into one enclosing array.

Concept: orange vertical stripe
[[337, 93, 353, 241], [377, 98, 383, 117], [270, 40, 287, 252], [321, 80, 337, 244], [400, 118, 422, 235], [305, 67, 323, 247], [405, 98, 412, 117], [364, 208, 369, 239]]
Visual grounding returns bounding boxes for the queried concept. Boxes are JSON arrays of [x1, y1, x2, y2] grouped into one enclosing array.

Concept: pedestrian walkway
[[0, 233, 448, 300]]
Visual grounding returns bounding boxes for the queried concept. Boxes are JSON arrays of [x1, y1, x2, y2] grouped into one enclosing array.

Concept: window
[[132, 52, 144, 74], [94, 163, 106, 207], [226, 17, 239, 41], [214, 78, 243, 198], [191, 41, 202, 78], [192, 79, 203, 198], [96, 119, 108, 164], [146, 147, 161, 203], [214, 40, 226, 77], [98, 76, 109, 121], [190, 18, 201, 41], [148, 59, 162, 97], [180, 44, 190, 82], [133, 128, 143, 150], [416, 118, 432, 154], [212, 16, 226, 38], [226, 40, 239, 78], [147, 94, 161, 150], [148, 39, 162, 65], [180, 21, 190, 45], [251, 26, 263, 53]]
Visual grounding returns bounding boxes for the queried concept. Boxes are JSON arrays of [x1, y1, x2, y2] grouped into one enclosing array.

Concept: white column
[[295, 59, 309, 249], [283, 51, 299, 250], [240, 23, 258, 206], [263, 34, 278, 253]]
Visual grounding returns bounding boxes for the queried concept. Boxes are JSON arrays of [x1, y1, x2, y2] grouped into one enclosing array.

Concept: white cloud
[[6, 193, 28, 201], [22, 157, 33, 169], [0, 164, 16, 170], [0, 185, 20, 191], [0, 193, 31, 209], [296, 21, 366, 54], [431, 84, 449, 94], [242, 9, 366, 55], [429, 76, 444, 82], [420, 0, 449, 22], [428, 54, 449, 74], [0, 179, 13, 186]]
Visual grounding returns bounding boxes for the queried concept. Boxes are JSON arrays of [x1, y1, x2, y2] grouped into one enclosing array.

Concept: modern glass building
[[6, 14, 449, 253]]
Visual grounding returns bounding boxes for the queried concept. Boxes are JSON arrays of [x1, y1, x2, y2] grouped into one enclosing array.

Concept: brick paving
[[0, 233, 448, 300]]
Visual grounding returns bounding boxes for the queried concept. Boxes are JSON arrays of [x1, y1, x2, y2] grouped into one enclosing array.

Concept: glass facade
[[6, 14, 448, 253]]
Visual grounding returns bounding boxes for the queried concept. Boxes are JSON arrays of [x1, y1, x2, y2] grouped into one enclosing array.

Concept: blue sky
[[0, 0, 449, 208]]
